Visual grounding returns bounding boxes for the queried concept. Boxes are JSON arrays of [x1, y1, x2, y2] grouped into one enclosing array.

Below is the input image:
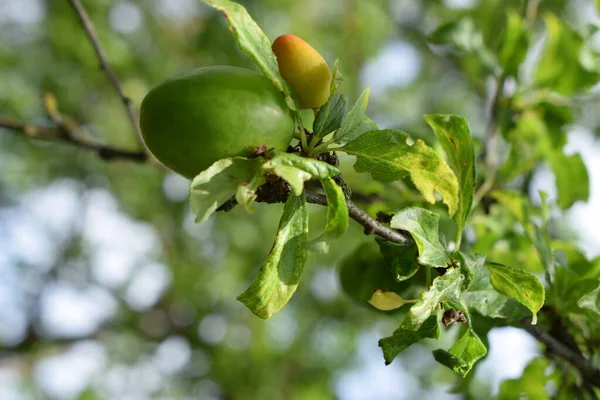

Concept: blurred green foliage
[[2, 0, 600, 399]]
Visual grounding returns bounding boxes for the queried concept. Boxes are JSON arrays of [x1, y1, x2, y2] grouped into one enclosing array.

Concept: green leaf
[[237, 193, 308, 318], [428, 18, 498, 72], [270, 166, 311, 196], [390, 207, 452, 268], [550, 267, 598, 314], [535, 13, 600, 96], [338, 243, 410, 304], [263, 152, 340, 181], [490, 190, 556, 281], [376, 238, 419, 282], [236, 152, 340, 204], [497, 110, 549, 182], [330, 58, 343, 94], [189, 157, 262, 223], [201, 0, 297, 111], [497, 358, 552, 400], [425, 114, 475, 241], [433, 329, 487, 377], [462, 257, 525, 320], [499, 10, 530, 76], [332, 88, 377, 145], [490, 190, 528, 224], [457, 252, 486, 289], [401, 267, 464, 330], [308, 178, 348, 246], [379, 315, 441, 365], [313, 92, 347, 137], [548, 151, 589, 209], [487, 262, 545, 324], [235, 171, 266, 212], [577, 280, 600, 316], [342, 130, 459, 215]]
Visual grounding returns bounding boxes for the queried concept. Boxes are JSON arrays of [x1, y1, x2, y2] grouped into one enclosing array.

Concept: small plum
[[140, 66, 295, 179], [272, 34, 331, 109]]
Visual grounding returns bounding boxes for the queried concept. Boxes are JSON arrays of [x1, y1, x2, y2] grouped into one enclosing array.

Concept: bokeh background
[[1, 0, 599, 399]]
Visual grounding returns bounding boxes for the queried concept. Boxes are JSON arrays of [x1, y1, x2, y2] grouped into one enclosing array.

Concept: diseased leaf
[[376, 238, 419, 282], [379, 315, 441, 365], [332, 88, 377, 145], [425, 114, 475, 240], [189, 157, 262, 222], [313, 92, 347, 137], [308, 178, 348, 246], [433, 329, 487, 377], [577, 280, 600, 316], [401, 267, 464, 331], [237, 193, 308, 318], [342, 130, 459, 215], [390, 207, 452, 268], [236, 152, 341, 206], [462, 259, 525, 320], [487, 262, 545, 324], [271, 166, 311, 196], [262, 152, 340, 180], [235, 172, 266, 212], [201, 0, 298, 111]]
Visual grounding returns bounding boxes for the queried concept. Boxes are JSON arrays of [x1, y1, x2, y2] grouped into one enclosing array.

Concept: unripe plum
[[140, 66, 295, 179]]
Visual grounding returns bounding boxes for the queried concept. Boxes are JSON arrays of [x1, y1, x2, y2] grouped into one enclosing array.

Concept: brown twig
[[216, 182, 413, 246], [67, 0, 148, 154], [305, 192, 413, 245], [521, 317, 600, 388], [0, 115, 147, 162]]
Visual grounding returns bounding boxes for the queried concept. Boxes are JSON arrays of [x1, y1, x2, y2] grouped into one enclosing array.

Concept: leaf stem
[[311, 142, 332, 155], [299, 127, 309, 153], [425, 267, 432, 288], [307, 134, 321, 154]]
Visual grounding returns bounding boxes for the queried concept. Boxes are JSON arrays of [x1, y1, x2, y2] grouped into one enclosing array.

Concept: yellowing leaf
[[368, 289, 411, 311]]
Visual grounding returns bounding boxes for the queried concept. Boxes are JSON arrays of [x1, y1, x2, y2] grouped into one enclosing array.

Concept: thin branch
[[526, 0, 540, 25], [217, 186, 413, 245], [473, 74, 506, 207], [522, 317, 600, 388], [305, 192, 413, 245], [67, 0, 148, 154], [0, 115, 147, 162]]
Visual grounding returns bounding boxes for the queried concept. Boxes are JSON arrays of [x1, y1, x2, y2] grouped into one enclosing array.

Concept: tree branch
[[521, 317, 600, 388], [0, 115, 148, 162], [305, 192, 413, 245], [67, 0, 148, 154], [217, 177, 413, 246]]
